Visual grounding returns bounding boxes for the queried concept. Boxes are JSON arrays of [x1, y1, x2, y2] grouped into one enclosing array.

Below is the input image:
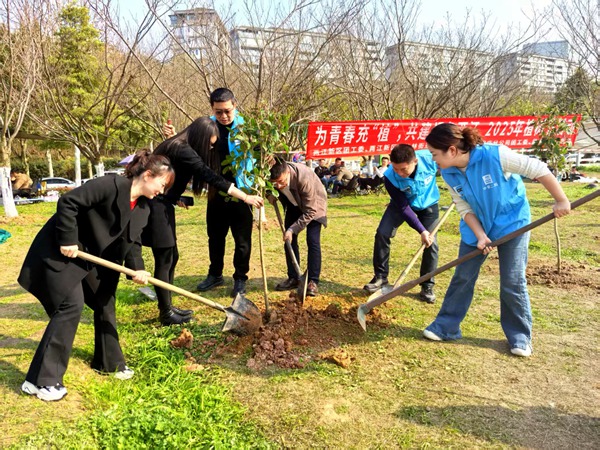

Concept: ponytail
[[125, 149, 175, 189], [425, 123, 484, 153]]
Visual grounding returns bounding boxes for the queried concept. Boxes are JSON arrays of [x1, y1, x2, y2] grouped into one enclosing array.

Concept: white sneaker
[[21, 380, 67, 401], [510, 345, 533, 357], [113, 366, 134, 380], [423, 329, 443, 341]]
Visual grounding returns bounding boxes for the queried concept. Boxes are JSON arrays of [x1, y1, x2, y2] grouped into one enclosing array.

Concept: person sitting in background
[[315, 159, 330, 178], [10, 170, 33, 194], [569, 166, 584, 181], [358, 157, 390, 191], [330, 164, 354, 195], [322, 158, 343, 193]]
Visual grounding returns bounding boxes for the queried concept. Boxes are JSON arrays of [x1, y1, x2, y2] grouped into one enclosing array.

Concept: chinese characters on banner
[[306, 115, 580, 159]]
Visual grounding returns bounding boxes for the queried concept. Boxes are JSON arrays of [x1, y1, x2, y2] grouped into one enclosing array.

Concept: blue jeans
[[322, 176, 335, 191], [426, 232, 531, 351]]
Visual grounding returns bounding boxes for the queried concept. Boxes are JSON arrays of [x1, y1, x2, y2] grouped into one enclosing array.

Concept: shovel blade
[[357, 304, 370, 331], [221, 293, 263, 336], [296, 271, 308, 304]]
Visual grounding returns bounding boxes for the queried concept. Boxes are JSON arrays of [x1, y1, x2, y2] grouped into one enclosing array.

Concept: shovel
[[357, 189, 600, 331], [76, 250, 262, 336], [272, 199, 308, 303], [366, 203, 455, 302]]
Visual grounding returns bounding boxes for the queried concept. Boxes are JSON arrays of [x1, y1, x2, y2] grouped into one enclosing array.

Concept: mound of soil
[[527, 262, 600, 292], [178, 292, 392, 371]]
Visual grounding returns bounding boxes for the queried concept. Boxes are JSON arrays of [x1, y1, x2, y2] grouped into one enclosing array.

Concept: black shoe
[[231, 279, 247, 297], [419, 285, 436, 304], [306, 280, 318, 297], [363, 276, 388, 293], [171, 305, 193, 317], [275, 277, 299, 291], [160, 308, 192, 326], [196, 274, 224, 292]]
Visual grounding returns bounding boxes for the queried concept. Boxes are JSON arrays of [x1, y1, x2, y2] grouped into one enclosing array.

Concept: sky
[[114, 0, 559, 42]]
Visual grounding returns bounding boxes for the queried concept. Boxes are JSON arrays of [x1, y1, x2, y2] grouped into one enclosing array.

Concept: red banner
[[306, 115, 580, 159]]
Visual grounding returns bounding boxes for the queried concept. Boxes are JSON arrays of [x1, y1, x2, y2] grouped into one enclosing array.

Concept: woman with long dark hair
[[19, 151, 175, 401], [131, 116, 263, 326]]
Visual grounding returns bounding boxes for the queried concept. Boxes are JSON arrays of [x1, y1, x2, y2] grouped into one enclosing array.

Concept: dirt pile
[[170, 328, 193, 349], [179, 292, 391, 372], [527, 262, 600, 292]]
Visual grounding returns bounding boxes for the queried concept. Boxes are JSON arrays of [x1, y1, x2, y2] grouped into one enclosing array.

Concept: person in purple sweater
[[363, 144, 440, 303]]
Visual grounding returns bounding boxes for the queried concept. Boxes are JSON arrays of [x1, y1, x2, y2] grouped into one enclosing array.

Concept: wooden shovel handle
[[76, 250, 226, 312]]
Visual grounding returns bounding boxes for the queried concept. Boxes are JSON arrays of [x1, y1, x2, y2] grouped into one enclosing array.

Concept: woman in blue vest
[[423, 123, 571, 357], [363, 144, 440, 303]]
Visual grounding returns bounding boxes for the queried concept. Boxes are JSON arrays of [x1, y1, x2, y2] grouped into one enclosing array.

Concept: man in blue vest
[[196, 88, 255, 297], [363, 144, 440, 303]]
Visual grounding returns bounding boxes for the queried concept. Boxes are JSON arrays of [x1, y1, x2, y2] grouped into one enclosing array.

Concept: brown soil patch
[[182, 292, 392, 371], [170, 328, 193, 349], [527, 262, 600, 292]]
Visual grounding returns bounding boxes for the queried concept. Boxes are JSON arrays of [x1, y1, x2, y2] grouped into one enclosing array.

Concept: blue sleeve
[[384, 178, 426, 234]]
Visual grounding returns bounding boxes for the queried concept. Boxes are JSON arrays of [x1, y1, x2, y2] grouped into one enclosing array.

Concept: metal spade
[[76, 251, 262, 336]]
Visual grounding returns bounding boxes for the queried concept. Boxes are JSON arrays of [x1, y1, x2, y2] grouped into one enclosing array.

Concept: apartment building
[[230, 25, 383, 79], [168, 8, 573, 93], [497, 40, 573, 93], [385, 40, 496, 87], [168, 8, 229, 60]]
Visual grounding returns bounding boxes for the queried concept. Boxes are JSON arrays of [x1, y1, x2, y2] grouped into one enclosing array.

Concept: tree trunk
[[46, 150, 54, 178], [257, 205, 270, 318], [74, 145, 82, 186], [21, 140, 30, 176], [0, 166, 18, 218]]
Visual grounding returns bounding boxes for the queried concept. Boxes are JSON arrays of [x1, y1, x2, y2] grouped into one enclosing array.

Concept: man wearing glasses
[[196, 88, 255, 297]]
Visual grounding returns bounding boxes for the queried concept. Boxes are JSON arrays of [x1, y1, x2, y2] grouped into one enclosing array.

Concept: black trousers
[[206, 195, 253, 281], [152, 246, 179, 312], [373, 203, 439, 287], [26, 269, 125, 386], [281, 196, 323, 283]]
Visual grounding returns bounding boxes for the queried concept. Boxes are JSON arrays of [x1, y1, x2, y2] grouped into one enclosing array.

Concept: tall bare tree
[[0, 0, 46, 217], [552, 0, 600, 144]]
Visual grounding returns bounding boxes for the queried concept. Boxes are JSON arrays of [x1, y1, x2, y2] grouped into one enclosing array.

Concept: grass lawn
[[1, 176, 599, 449]]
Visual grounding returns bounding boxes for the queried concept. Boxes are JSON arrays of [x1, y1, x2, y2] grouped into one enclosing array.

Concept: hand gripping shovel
[[357, 189, 600, 331], [366, 203, 455, 302], [272, 199, 309, 303], [76, 251, 262, 336]]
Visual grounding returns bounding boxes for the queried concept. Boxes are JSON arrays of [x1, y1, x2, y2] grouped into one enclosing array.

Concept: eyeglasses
[[271, 177, 287, 188], [214, 108, 235, 116]]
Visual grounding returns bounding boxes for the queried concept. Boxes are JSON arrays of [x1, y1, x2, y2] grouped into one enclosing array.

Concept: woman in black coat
[[18, 152, 174, 401], [128, 116, 263, 325]]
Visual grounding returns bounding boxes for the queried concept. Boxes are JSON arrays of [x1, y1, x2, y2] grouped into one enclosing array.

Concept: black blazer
[[18, 175, 150, 313]]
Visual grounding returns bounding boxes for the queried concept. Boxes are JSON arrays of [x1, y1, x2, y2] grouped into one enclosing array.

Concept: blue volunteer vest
[[441, 144, 530, 246], [210, 113, 254, 189], [384, 150, 440, 210]]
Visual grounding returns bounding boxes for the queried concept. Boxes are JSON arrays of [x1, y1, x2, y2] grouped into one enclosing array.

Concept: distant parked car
[[41, 177, 76, 190]]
